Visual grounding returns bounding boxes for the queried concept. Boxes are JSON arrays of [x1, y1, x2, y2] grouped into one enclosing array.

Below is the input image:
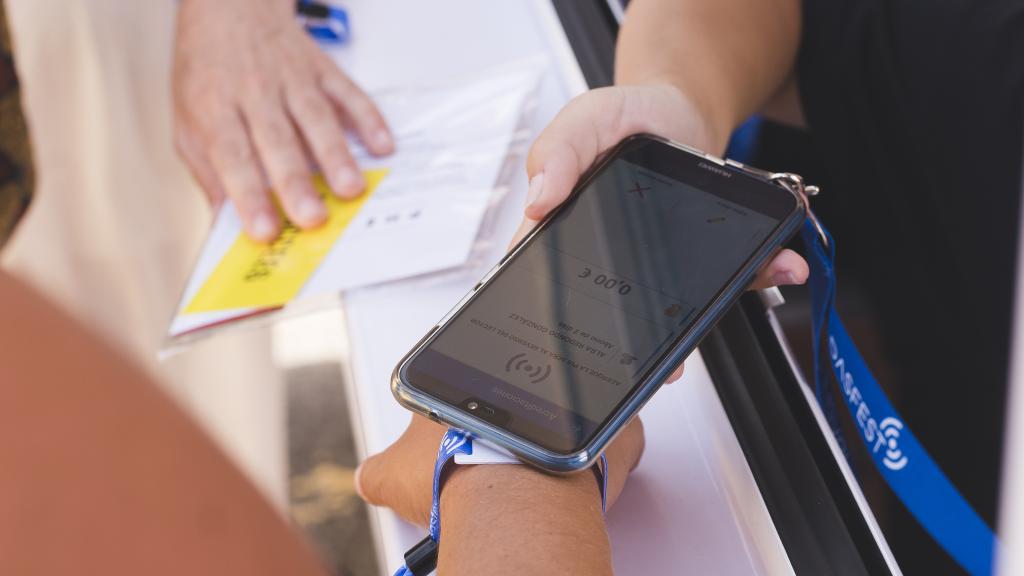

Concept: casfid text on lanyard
[[790, 173, 1001, 576]]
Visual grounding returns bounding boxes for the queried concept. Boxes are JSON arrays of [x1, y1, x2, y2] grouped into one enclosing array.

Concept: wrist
[[441, 464, 601, 516], [606, 81, 733, 156], [663, 81, 734, 155], [438, 465, 610, 575], [641, 79, 734, 155]]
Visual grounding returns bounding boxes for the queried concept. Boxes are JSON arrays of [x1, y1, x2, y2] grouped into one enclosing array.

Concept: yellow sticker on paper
[[185, 169, 387, 314]]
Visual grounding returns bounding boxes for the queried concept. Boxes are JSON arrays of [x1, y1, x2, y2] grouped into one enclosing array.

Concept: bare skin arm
[[0, 271, 325, 576], [439, 463, 611, 574], [616, 0, 803, 149]]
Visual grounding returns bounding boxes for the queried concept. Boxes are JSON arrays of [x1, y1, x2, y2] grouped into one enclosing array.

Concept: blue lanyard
[[802, 217, 1000, 575], [394, 428, 608, 576], [392, 215, 996, 574], [392, 429, 472, 576]]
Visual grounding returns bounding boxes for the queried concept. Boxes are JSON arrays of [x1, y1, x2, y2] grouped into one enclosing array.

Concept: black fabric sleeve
[[797, 1, 1024, 573]]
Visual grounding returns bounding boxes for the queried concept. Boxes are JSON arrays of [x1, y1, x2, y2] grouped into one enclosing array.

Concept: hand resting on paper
[[173, 0, 393, 242]]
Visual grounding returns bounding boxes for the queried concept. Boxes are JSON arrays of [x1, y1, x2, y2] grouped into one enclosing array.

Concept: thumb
[[523, 84, 713, 222], [354, 450, 391, 509], [524, 87, 629, 221], [524, 143, 585, 221], [355, 448, 432, 527], [354, 416, 443, 527]]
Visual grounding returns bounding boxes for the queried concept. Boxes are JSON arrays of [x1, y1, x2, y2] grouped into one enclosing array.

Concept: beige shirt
[[0, 0, 287, 505]]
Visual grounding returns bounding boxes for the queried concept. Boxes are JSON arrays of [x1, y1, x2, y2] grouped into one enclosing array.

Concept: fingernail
[[526, 172, 545, 207], [372, 129, 393, 151], [353, 462, 366, 499], [297, 196, 327, 224], [336, 168, 365, 196], [251, 213, 277, 241], [771, 271, 799, 286]]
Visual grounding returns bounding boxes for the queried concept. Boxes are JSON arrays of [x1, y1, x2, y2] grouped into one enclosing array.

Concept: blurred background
[[0, 1, 376, 573]]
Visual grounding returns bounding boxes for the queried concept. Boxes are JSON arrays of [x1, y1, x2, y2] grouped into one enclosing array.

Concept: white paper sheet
[[167, 61, 542, 339]]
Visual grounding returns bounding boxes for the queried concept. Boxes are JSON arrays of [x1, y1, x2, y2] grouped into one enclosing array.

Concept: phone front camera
[[467, 401, 479, 411]]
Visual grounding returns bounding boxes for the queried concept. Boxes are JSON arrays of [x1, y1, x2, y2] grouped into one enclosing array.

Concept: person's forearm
[[616, 0, 802, 150], [0, 272, 326, 575], [439, 465, 611, 575]]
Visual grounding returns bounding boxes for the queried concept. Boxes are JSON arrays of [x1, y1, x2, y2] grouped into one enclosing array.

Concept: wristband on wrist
[[394, 428, 608, 576]]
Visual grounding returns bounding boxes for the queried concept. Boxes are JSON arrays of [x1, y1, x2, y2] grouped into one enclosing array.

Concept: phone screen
[[403, 139, 798, 453]]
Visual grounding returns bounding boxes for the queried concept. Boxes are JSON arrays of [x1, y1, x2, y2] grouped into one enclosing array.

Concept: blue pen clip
[[296, 0, 350, 45]]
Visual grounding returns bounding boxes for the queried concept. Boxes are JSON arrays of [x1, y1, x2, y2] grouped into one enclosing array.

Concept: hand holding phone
[[516, 87, 809, 388], [393, 129, 807, 472], [519, 86, 808, 292]]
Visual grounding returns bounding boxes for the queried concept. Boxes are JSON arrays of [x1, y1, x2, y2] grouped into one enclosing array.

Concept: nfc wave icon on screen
[[879, 417, 909, 471], [506, 353, 552, 384]]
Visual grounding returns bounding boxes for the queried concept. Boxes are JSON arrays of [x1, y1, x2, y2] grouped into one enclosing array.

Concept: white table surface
[[338, 2, 794, 573]]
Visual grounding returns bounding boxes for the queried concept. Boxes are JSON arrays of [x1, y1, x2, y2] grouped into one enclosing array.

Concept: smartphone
[[392, 134, 806, 472]]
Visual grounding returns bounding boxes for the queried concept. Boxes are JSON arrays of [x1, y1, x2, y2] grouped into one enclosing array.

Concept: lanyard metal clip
[[721, 158, 825, 248], [769, 172, 827, 249]]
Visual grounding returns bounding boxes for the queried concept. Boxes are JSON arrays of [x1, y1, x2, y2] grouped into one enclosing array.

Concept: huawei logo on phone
[[697, 162, 733, 178]]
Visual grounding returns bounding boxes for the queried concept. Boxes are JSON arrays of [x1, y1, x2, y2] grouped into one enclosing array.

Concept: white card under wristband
[[453, 436, 518, 464]]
